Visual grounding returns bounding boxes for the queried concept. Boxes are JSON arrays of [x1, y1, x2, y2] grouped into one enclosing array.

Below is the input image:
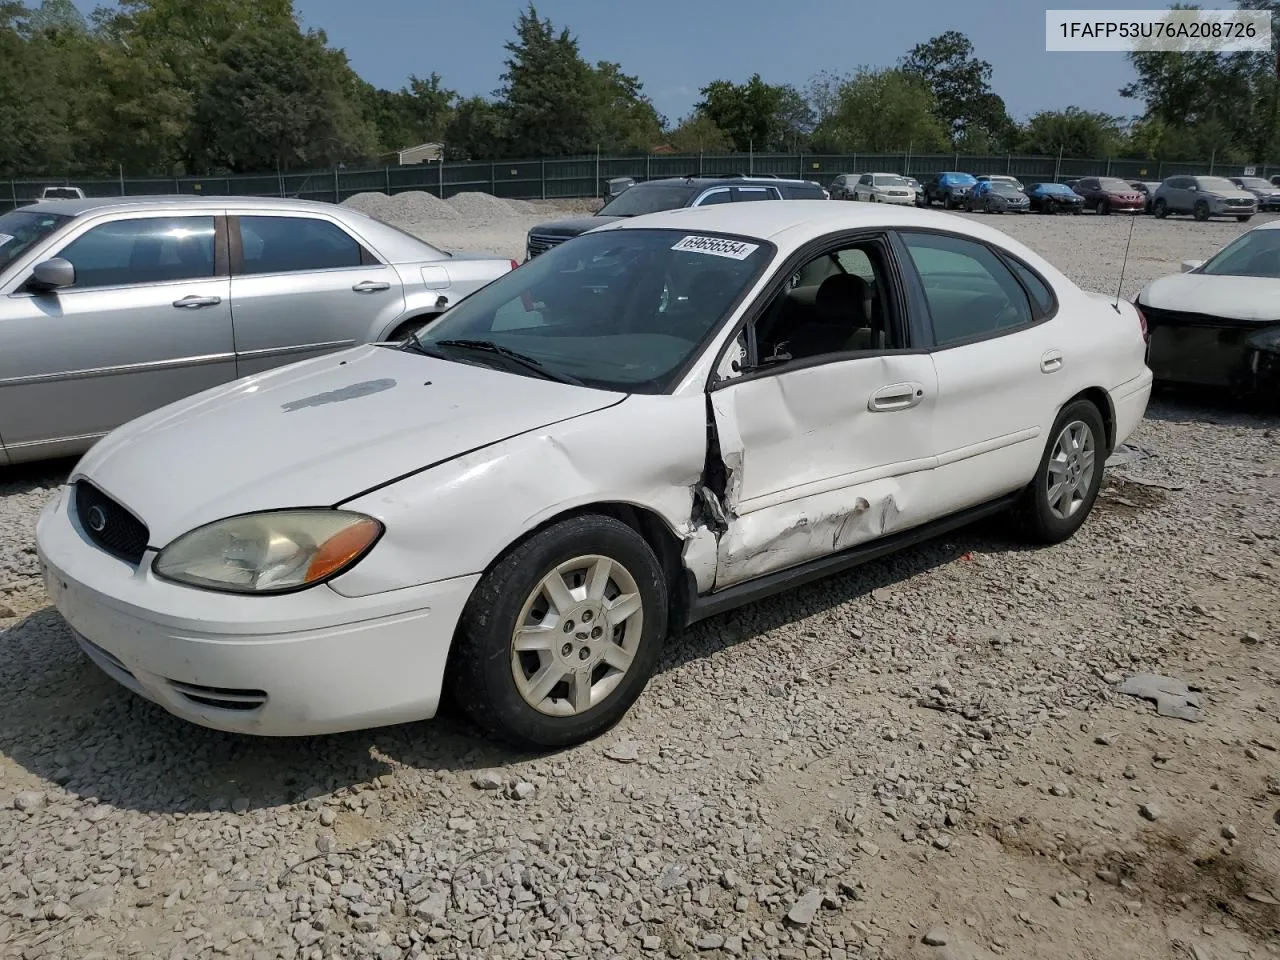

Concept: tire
[[1071, 207, 1081, 215], [1194, 200, 1210, 221], [943, 194, 953, 210], [449, 514, 668, 749], [386, 316, 435, 343], [1013, 400, 1107, 545], [1098, 199, 1110, 216], [1153, 199, 1168, 219]]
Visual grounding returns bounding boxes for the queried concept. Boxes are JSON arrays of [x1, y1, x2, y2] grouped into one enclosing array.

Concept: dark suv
[[920, 172, 978, 209], [524, 174, 827, 259]]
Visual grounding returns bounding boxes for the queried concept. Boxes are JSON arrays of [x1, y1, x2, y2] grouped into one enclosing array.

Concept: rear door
[[229, 213, 405, 377], [0, 211, 234, 461]]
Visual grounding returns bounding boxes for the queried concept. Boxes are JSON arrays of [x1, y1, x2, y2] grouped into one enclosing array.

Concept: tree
[[189, 23, 377, 172], [497, 3, 600, 156], [666, 112, 733, 153], [444, 96, 507, 160], [810, 68, 949, 153], [696, 74, 796, 152], [774, 84, 815, 151], [0, 1, 75, 175], [590, 61, 664, 153], [1018, 107, 1123, 158], [900, 31, 1014, 146]]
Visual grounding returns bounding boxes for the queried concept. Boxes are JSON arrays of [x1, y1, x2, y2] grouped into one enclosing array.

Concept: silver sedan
[[0, 196, 514, 464]]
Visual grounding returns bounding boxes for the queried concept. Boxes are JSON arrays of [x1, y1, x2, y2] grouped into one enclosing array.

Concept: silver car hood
[[73, 345, 624, 545]]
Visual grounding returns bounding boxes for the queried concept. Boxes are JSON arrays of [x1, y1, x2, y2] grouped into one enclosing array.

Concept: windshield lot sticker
[[671, 235, 759, 260], [0, 234, 13, 247]]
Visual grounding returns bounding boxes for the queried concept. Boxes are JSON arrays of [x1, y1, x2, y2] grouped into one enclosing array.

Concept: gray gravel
[[1, 209, 1278, 960]]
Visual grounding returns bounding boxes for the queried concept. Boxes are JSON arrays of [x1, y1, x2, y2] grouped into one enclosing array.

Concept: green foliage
[[811, 69, 950, 153], [1018, 107, 1123, 158], [666, 113, 734, 153], [900, 31, 1014, 147], [696, 75, 791, 151]]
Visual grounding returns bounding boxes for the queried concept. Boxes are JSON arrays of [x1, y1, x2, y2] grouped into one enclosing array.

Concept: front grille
[[1225, 197, 1254, 207], [526, 233, 570, 258], [74, 480, 150, 566], [167, 680, 268, 712]]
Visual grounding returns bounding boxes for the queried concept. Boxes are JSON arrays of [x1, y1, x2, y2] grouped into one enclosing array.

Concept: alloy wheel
[[510, 555, 644, 717], [1045, 421, 1097, 521]]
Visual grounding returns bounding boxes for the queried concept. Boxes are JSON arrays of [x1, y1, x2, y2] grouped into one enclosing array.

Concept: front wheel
[[386, 316, 435, 343], [1013, 400, 1106, 545], [1098, 199, 1110, 216], [449, 515, 668, 749], [1153, 199, 1168, 219], [1194, 200, 1210, 221]]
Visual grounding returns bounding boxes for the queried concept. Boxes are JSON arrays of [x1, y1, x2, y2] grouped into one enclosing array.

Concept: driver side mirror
[[28, 257, 75, 291], [1187, 185, 1198, 192], [1181, 259, 1204, 272]]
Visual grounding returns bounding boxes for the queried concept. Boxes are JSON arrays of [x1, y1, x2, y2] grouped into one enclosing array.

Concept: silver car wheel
[[1046, 420, 1097, 520], [510, 555, 644, 717]]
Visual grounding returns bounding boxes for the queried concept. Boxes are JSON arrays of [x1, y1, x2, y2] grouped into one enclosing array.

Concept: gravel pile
[[445, 192, 527, 225], [1, 213, 1278, 960]]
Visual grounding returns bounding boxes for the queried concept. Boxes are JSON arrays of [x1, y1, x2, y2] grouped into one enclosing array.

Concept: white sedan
[[1136, 219, 1280, 397], [36, 202, 1153, 748]]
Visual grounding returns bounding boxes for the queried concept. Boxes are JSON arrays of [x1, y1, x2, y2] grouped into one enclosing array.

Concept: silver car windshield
[[1196, 177, 1239, 192], [413, 228, 774, 393], [0, 210, 72, 272], [1200, 229, 1280, 278], [874, 176, 910, 187]]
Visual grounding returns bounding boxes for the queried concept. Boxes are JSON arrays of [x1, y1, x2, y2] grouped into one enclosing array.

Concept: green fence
[[5, 151, 1279, 214]]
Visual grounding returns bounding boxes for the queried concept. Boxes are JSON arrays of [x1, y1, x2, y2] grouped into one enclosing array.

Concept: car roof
[[18, 195, 366, 217], [640, 175, 820, 188]]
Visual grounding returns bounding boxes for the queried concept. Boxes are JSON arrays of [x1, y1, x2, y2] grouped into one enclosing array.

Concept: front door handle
[[868, 382, 925, 412], [1041, 349, 1064, 373], [172, 295, 222, 309], [352, 280, 391, 293]]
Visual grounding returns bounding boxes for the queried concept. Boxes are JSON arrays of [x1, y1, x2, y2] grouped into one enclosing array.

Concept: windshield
[[1196, 176, 1239, 193], [873, 175, 909, 187], [0, 209, 72, 272], [991, 183, 1023, 195], [1038, 183, 1073, 194], [598, 182, 700, 217], [413, 228, 774, 392], [1200, 228, 1280, 278], [942, 173, 977, 185], [1098, 178, 1133, 192], [1236, 177, 1270, 190]]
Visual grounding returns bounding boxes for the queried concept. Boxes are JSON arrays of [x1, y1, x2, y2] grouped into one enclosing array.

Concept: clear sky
[[76, 0, 1181, 124]]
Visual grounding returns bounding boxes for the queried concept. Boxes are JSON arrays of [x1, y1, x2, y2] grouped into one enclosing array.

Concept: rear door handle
[[172, 295, 222, 309], [868, 382, 925, 412], [352, 280, 391, 293], [1041, 349, 1064, 373]]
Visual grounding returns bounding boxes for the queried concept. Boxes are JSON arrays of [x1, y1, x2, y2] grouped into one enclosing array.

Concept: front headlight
[[154, 510, 383, 594]]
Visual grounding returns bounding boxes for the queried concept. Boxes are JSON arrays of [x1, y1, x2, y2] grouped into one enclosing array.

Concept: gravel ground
[[2, 201, 1278, 960]]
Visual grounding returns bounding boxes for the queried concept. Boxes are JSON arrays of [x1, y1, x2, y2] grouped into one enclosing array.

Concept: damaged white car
[[36, 202, 1153, 748]]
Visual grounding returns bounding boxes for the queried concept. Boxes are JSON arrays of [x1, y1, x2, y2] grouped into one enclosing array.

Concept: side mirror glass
[[29, 257, 75, 290]]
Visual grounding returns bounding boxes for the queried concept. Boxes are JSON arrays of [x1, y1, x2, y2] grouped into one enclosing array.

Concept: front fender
[[330, 392, 709, 597]]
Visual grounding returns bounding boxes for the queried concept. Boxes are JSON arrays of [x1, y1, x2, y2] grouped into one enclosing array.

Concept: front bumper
[[1211, 202, 1257, 216], [36, 486, 479, 736], [875, 193, 916, 205], [1142, 307, 1280, 394]]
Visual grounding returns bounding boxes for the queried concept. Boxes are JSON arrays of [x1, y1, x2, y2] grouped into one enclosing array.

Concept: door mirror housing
[[28, 257, 75, 291], [1181, 259, 1204, 272]]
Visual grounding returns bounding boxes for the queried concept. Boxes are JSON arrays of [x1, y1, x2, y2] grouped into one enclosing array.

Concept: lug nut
[[582, 610, 593, 622], [591, 627, 603, 639], [578, 647, 591, 660], [561, 643, 572, 656], [562, 620, 575, 633]]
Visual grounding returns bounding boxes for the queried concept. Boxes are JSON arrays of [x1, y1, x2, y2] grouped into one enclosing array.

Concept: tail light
[[1133, 303, 1149, 343], [509, 259, 519, 271]]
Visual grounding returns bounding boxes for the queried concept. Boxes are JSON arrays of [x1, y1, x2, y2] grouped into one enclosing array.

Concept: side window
[[858, 175, 872, 186], [695, 189, 732, 206], [733, 187, 776, 202], [54, 216, 216, 289], [1004, 257, 1056, 315], [238, 216, 362, 275], [751, 239, 901, 366], [900, 232, 1034, 347]]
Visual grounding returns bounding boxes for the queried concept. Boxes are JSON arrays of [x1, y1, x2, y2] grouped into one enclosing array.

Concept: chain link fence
[[5, 152, 1278, 214]]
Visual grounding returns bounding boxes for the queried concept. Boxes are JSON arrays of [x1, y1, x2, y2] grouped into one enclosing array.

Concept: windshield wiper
[[432, 338, 583, 386]]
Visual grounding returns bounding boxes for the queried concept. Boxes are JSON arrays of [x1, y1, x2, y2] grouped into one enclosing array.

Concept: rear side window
[[781, 183, 826, 199], [1005, 257, 1055, 315], [734, 187, 777, 202], [901, 232, 1034, 347], [238, 216, 361, 275], [55, 216, 216, 288]]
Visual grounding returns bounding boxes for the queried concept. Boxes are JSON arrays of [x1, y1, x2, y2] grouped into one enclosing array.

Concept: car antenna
[[1112, 212, 1138, 314]]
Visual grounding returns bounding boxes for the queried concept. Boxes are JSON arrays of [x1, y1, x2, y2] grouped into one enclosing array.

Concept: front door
[[0, 212, 235, 461], [229, 214, 405, 377], [707, 233, 940, 589]]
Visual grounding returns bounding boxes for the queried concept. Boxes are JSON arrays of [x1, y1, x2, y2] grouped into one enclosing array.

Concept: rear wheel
[[1194, 200, 1210, 221], [449, 515, 668, 749], [1014, 400, 1106, 545]]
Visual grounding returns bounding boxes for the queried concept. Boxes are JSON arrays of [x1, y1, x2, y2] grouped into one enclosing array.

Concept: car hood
[[1138, 272, 1280, 322], [528, 215, 622, 238], [74, 346, 625, 545], [1203, 190, 1257, 202]]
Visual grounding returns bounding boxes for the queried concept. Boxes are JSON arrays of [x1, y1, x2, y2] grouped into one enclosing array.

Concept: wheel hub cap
[[510, 555, 644, 717], [1046, 420, 1097, 521]]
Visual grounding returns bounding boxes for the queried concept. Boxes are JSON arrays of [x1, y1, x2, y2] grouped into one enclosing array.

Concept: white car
[[852, 173, 917, 204], [1136, 220, 1280, 397], [36, 202, 1154, 748]]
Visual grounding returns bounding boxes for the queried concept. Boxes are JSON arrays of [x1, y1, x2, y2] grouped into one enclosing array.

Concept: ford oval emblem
[[87, 505, 108, 533]]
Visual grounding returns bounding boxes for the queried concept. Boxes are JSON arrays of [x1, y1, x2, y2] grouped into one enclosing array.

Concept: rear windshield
[[598, 182, 700, 217], [0, 209, 72, 272], [42, 188, 81, 199], [1200, 228, 1280, 278]]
